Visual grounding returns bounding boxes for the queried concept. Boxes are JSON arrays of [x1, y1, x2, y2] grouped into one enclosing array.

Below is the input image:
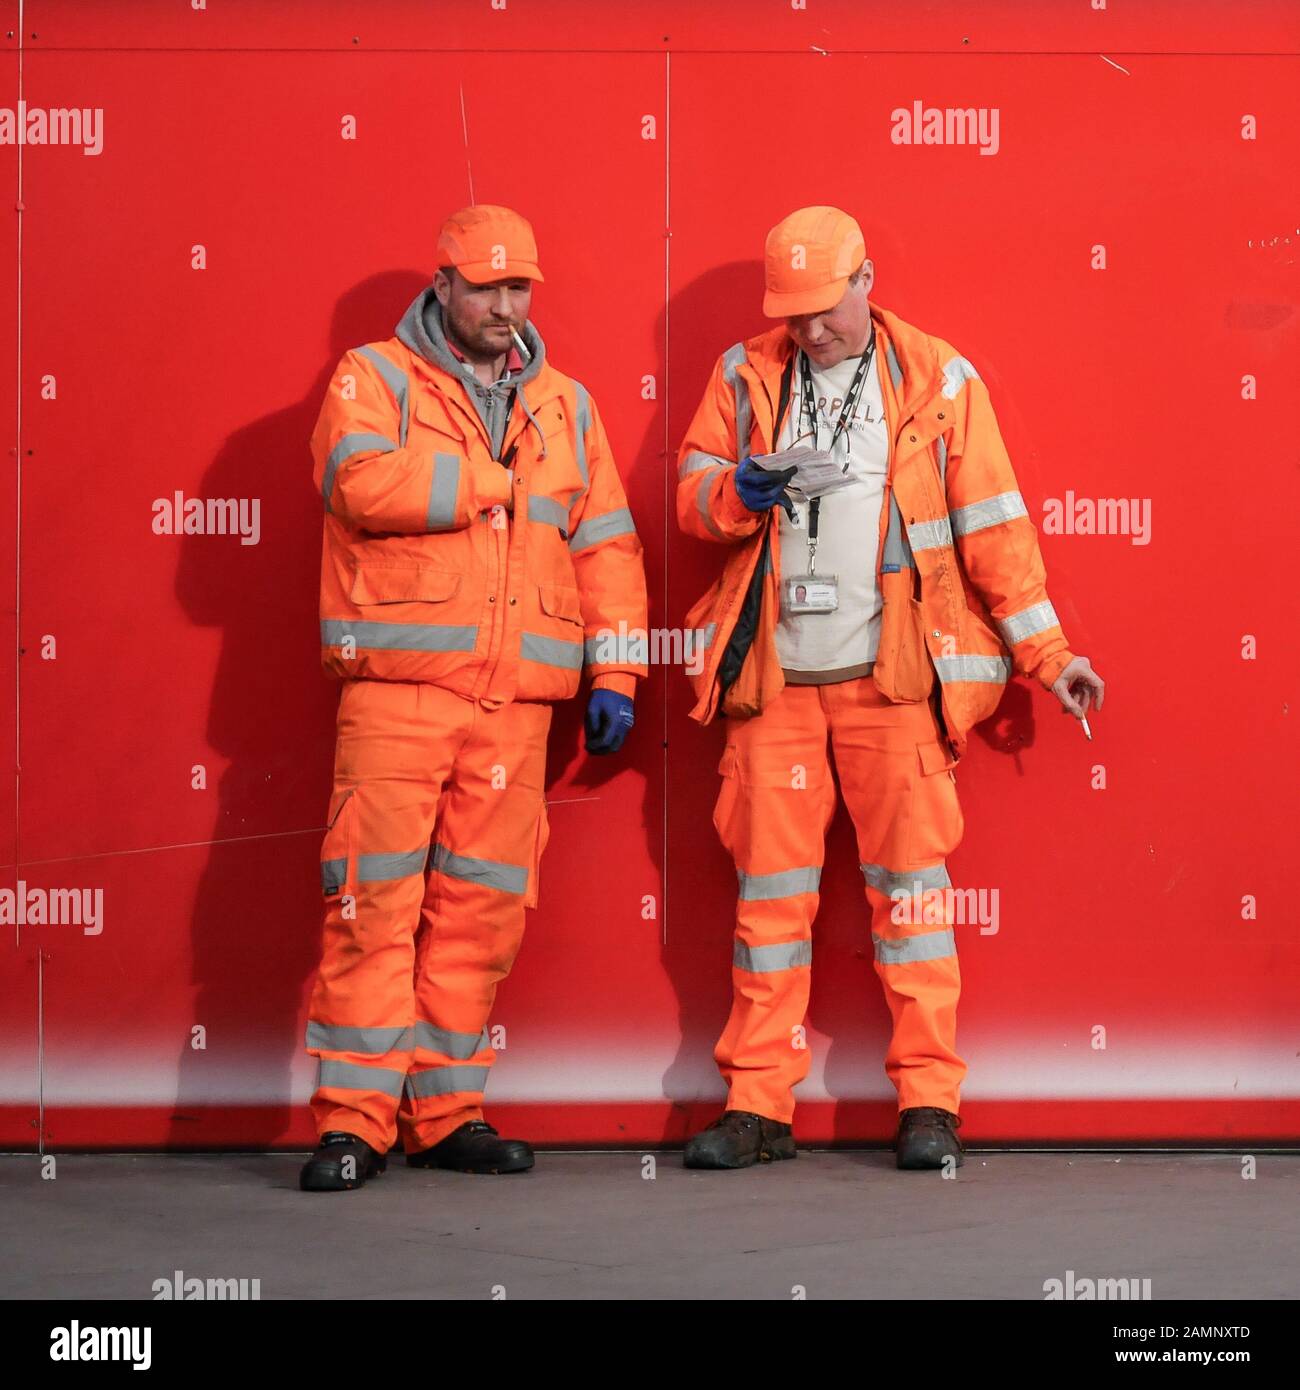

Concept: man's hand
[[1052, 656, 1105, 718], [584, 690, 634, 755], [734, 455, 796, 519]]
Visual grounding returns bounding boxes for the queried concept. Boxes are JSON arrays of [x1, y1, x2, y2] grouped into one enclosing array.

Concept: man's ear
[[432, 266, 455, 305]]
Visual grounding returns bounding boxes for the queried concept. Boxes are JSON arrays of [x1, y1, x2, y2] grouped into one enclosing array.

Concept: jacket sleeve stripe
[[572, 382, 591, 489], [427, 452, 462, 529], [722, 343, 751, 458], [355, 346, 410, 446], [527, 493, 569, 536], [584, 632, 649, 665], [569, 507, 636, 553], [949, 489, 1028, 537], [997, 599, 1060, 645], [323, 432, 397, 510], [679, 449, 724, 480], [696, 465, 728, 539], [941, 354, 980, 399]]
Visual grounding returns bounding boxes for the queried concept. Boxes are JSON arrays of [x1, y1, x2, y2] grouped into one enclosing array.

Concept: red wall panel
[[1, 2, 1296, 1148]]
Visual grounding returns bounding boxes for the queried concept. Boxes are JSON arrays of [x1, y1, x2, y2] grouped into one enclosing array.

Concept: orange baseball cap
[[763, 206, 866, 316], [436, 204, 545, 283]]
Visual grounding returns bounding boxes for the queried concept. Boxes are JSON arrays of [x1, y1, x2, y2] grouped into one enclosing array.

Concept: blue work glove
[[734, 455, 796, 519], [584, 689, 635, 755]]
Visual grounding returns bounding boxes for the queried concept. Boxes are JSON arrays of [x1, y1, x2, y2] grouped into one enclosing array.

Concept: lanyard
[[799, 326, 876, 573]]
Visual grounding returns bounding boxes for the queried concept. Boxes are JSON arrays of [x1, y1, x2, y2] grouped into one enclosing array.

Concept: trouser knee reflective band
[[711, 677, 967, 1123], [305, 679, 551, 1155]]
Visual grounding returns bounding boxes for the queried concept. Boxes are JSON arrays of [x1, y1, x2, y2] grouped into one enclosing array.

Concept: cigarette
[[1081, 716, 1093, 740], [510, 328, 532, 362]]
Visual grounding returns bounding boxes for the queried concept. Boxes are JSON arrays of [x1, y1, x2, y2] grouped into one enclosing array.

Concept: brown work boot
[[896, 1106, 964, 1169], [683, 1110, 796, 1169]]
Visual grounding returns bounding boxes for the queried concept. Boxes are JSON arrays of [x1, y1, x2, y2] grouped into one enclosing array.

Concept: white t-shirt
[[774, 345, 890, 680]]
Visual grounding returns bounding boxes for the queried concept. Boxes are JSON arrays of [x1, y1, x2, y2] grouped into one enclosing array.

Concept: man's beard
[[445, 304, 513, 362]]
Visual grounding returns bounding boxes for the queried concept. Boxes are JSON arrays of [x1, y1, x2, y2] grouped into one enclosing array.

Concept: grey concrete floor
[[2, 1151, 1296, 1300]]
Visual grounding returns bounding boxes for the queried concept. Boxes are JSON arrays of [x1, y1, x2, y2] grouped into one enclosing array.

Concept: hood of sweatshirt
[[395, 284, 549, 458]]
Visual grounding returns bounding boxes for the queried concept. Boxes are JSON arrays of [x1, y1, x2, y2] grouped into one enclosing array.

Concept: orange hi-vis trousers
[[711, 676, 967, 1123], [305, 679, 551, 1156]]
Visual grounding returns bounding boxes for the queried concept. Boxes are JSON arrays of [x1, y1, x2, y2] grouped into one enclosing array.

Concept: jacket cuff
[[1036, 649, 1075, 692], [476, 461, 515, 510], [591, 673, 639, 699], [716, 466, 761, 531]]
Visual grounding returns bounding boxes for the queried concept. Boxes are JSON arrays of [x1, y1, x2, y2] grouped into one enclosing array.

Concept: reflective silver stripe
[[998, 599, 1060, 645], [699, 621, 718, 649], [934, 653, 1013, 684], [323, 432, 396, 510], [722, 342, 752, 456], [940, 354, 980, 400], [584, 632, 648, 665], [733, 939, 813, 973], [907, 517, 953, 552], [569, 507, 635, 553], [882, 493, 914, 570], [696, 465, 726, 539], [317, 1059, 406, 1098], [306, 1022, 413, 1054], [862, 862, 952, 896], [427, 451, 461, 529], [404, 1064, 491, 1100], [357, 849, 427, 882], [521, 632, 583, 670], [320, 857, 346, 893], [321, 619, 478, 653], [679, 449, 724, 479], [873, 927, 957, 965], [414, 1022, 490, 1060], [573, 381, 591, 489], [356, 345, 409, 447], [886, 341, 904, 392], [527, 494, 569, 536], [935, 432, 947, 487], [950, 490, 1027, 537], [429, 843, 528, 896], [737, 866, 821, 901]]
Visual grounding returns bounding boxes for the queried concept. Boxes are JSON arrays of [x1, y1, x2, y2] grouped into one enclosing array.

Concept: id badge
[[784, 574, 839, 614]]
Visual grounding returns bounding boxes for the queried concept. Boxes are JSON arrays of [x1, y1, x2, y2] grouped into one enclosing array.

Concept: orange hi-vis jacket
[[676, 300, 1075, 758], [312, 288, 649, 704]]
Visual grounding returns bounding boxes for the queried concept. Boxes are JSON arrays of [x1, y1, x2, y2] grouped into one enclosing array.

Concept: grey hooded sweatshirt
[[394, 285, 548, 462]]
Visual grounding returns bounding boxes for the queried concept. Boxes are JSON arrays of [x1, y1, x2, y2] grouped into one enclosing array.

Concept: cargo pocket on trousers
[[524, 798, 550, 909], [908, 741, 963, 866], [320, 787, 358, 899]]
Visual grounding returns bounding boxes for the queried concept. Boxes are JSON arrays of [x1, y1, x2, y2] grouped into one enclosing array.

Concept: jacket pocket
[[890, 597, 937, 702], [350, 564, 461, 605], [537, 580, 583, 624], [320, 787, 358, 898], [909, 741, 963, 865], [413, 395, 468, 443]]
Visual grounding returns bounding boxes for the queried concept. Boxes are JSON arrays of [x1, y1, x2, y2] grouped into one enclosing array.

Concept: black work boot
[[406, 1119, 534, 1174], [299, 1131, 387, 1192], [683, 1110, 796, 1169], [896, 1106, 965, 1170]]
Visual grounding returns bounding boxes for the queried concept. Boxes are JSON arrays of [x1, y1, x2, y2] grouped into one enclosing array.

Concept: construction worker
[[676, 206, 1104, 1171], [300, 205, 648, 1192]]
